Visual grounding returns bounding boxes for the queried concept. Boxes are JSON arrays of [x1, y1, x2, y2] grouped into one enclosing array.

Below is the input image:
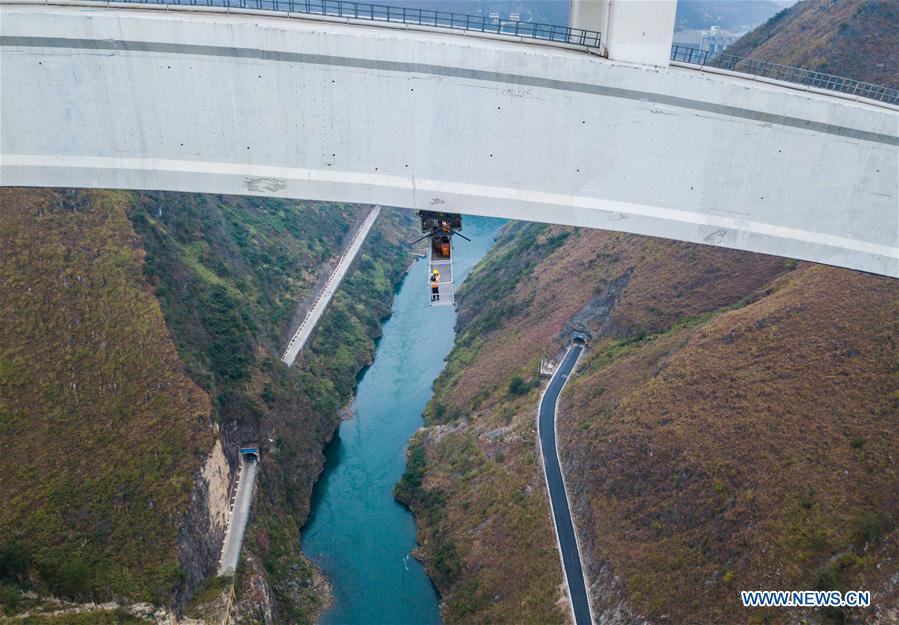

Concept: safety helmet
[[432, 269, 439, 274]]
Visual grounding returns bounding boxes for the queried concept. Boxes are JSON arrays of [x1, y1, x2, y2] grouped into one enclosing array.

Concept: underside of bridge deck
[[1, 2, 896, 276]]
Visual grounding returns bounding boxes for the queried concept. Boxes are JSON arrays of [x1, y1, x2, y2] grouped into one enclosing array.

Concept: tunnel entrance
[[571, 331, 590, 345], [239, 443, 260, 461]]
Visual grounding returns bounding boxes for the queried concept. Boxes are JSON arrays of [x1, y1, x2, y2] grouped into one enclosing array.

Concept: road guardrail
[[85, 0, 603, 49], [671, 44, 898, 104]]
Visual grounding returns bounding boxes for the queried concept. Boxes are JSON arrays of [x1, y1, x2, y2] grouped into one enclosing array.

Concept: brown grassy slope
[[561, 264, 899, 624], [433, 226, 788, 416], [403, 224, 789, 625], [0, 188, 212, 602], [725, 0, 899, 88], [399, 397, 566, 625]]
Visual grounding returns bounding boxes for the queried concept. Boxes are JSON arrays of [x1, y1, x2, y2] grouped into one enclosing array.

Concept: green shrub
[[432, 539, 461, 586], [40, 555, 92, 600], [508, 376, 536, 396], [1, 584, 23, 614], [855, 512, 884, 544], [0, 543, 30, 583], [798, 489, 815, 510], [395, 439, 427, 504]]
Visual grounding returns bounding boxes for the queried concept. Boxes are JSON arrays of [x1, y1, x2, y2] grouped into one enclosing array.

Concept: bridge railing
[[92, 0, 602, 49], [51, 0, 899, 103], [671, 45, 898, 104]]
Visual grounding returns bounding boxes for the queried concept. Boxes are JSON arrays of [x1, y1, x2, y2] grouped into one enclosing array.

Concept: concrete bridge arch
[[1, 1, 896, 276]]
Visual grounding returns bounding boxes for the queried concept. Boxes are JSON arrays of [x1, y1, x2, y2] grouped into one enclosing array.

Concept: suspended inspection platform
[[413, 211, 468, 307]]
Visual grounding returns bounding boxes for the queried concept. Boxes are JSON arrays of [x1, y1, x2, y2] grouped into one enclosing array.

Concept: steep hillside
[[0, 188, 213, 609], [400, 225, 793, 624], [129, 192, 413, 623], [562, 262, 898, 625], [725, 0, 899, 88], [407, 220, 897, 624], [0, 188, 414, 623]]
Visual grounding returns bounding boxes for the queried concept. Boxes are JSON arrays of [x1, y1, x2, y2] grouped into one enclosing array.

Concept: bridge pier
[[570, 0, 677, 66]]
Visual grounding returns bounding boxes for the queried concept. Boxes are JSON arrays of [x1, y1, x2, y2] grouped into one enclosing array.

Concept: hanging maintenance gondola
[[409, 211, 469, 307]]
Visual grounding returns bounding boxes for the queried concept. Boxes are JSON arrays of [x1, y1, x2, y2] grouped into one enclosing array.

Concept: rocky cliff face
[[175, 437, 233, 610]]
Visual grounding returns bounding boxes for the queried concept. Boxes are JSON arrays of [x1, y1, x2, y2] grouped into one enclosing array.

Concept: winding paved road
[[538, 343, 593, 625]]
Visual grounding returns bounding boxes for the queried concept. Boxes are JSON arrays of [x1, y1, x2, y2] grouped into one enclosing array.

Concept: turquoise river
[[302, 216, 504, 624]]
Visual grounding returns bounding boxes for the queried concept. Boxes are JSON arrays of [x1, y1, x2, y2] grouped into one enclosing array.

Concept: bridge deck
[[2, 2, 896, 277], [17, 0, 897, 108]]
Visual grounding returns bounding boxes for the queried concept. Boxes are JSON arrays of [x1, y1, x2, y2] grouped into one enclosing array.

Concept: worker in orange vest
[[430, 268, 440, 301]]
